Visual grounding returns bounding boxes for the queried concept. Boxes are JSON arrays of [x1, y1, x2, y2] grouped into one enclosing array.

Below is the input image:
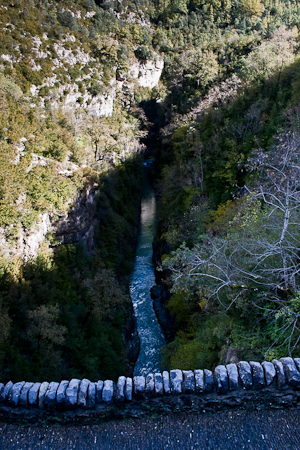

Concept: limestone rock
[[262, 361, 276, 386], [237, 361, 253, 390], [65, 379, 80, 409], [182, 370, 195, 394], [125, 377, 133, 401], [8, 382, 25, 407], [116, 376, 126, 403], [28, 382, 41, 407], [133, 376, 146, 398], [45, 382, 59, 411], [19, 382, 34, 407], [204, 369, 214, 392], [214, 365, 229, 394], [280, 357, 300, 387], [250, 361, 265, 390], [154, 373, 163, 396], [194, 369, 204, 393], [0, 381, 13, 403], [96, 380, 103, 403], [87, 382, 96, 409], [272, 359, 287, 389], [102, 380, 114, 404], [226, 364, 239, 391], [78, 378, 90, 409], [56, 380, 69, 409], [163, 371, 171, 395], [145, 374, 155, 397], [170, 370, 183, 395]]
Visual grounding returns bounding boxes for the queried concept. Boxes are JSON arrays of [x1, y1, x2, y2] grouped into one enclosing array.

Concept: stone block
[[194, 369, 204, 393], [116, 376, 126, 403], [226, 364, 238, 391], [214, 365, 228, 394], [262, 361, 276, 386], [56, 380, 69, 409], [133, 376, 146, 398], [145, 374, 155, 397], [0, 381, 13, 403], [28, 383, 41, 407], [204, 369, 214, 392], [154, 373, 163, 396], [39, 382, 49, 410], [45, 382, 59, 411], [250, 361, 265, 390], [125, 377, 133, 401], [280, 357, 300, 387], [87, 382, 96, 409], [19, 382, 34, 407], [272, 360, 287, 389], [65, 379, 80, 409], [96, 380, 103, 403], [237, 361, 253, 390], [102, 380, 114, 404], [182, 370, 195, 394], [170, 369, 183, 394], [78, 378, 90, 409], [8, 382, 25, 407], [162, 371, 171, 395]]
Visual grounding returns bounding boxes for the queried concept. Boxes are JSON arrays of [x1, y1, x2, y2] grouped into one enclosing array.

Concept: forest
[[0, 0, 300, 382]]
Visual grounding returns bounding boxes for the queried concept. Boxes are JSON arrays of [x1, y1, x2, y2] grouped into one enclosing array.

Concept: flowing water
[[130, 168, 165, 377]]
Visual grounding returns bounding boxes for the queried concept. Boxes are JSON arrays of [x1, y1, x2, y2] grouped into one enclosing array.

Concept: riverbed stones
[[204, 369, 214, 392], [87, 382, 96, 409], [65, 379, 80, 409], [28, 382, 41, 407], [116, 376, 126, 403], [133, 376, 146, 398], [170, 369, 183, 394], [102, 380, 114, 404], [182, 370, 195, 394], [0, 381, 13, 403], [96, 380, 103, 403], [226, 364, 239, 391], [163, 371, 171, 395], [194, 369, 204, 393], [262, 361, 276, 386], [237, 361, 253, 390], [250, 361, 265, 390], [8, 381, 25, 407], [154, 373, 163, 396], [19, 382, 34, 407], [214, 365, 229, 394], [280, 357, 300, 387], [45, 382, 59, 411], [78, 379, 90, 409], [125, 377, 133, 401], [272, 359, 287, 389], [56, 380, 69, 410], [145, 373, 155, 397]]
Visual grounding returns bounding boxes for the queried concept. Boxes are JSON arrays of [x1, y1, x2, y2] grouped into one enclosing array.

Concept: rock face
[[129, 57, 164, 89], [150, 284, 175, 342]]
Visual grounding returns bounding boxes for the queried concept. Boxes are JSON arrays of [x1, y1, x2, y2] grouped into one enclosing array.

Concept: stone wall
[[1, 357, 300, 423]]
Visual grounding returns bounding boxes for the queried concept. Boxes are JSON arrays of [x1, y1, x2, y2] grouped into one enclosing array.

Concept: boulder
[[28, 382, 41, 407], [262, 361, 276, 386], [116, 376, 126, 403], [272, 359, 287, 389], [162, 371, 171, 395], [0, 384, 4, 399], [78, 379, 90, 409], [226, 364, 239, 391], [154, 373, 163, 396], [294, 358, 300, 373], [38, 382, 49, 409], [194, 369, 204, 393], [133, 376, 146, 398], [56, 380, 69, 409], [214, 365, 229, 394], [96, 380, 103, 403], [125, 377, 133, 401], [102, 380, 114, 404], [280, 357, 300, 387], [145, 374, 155, 397], [250, 361, 265, 390], [170, 369, 183, 394], [87, 382, 96, 409], [19, 382, 34, 407], [45, 382, 59, 411], [182, 370, 195, 394], [237, 361, 253, 390], [0, 381, 13, 403], [8, 382, 25, 407], [204, 369, 214, 392], [65, 379, 80, 409]]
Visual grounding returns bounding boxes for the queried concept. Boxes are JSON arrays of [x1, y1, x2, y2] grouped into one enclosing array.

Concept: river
[[129, 167, 165, 377]]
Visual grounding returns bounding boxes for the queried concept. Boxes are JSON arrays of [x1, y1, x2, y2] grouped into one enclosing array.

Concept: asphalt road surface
[[1, 408, 300, 449]]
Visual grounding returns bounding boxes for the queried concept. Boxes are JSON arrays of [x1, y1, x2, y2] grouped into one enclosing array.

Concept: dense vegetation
[[1, 0, 300, 381]]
